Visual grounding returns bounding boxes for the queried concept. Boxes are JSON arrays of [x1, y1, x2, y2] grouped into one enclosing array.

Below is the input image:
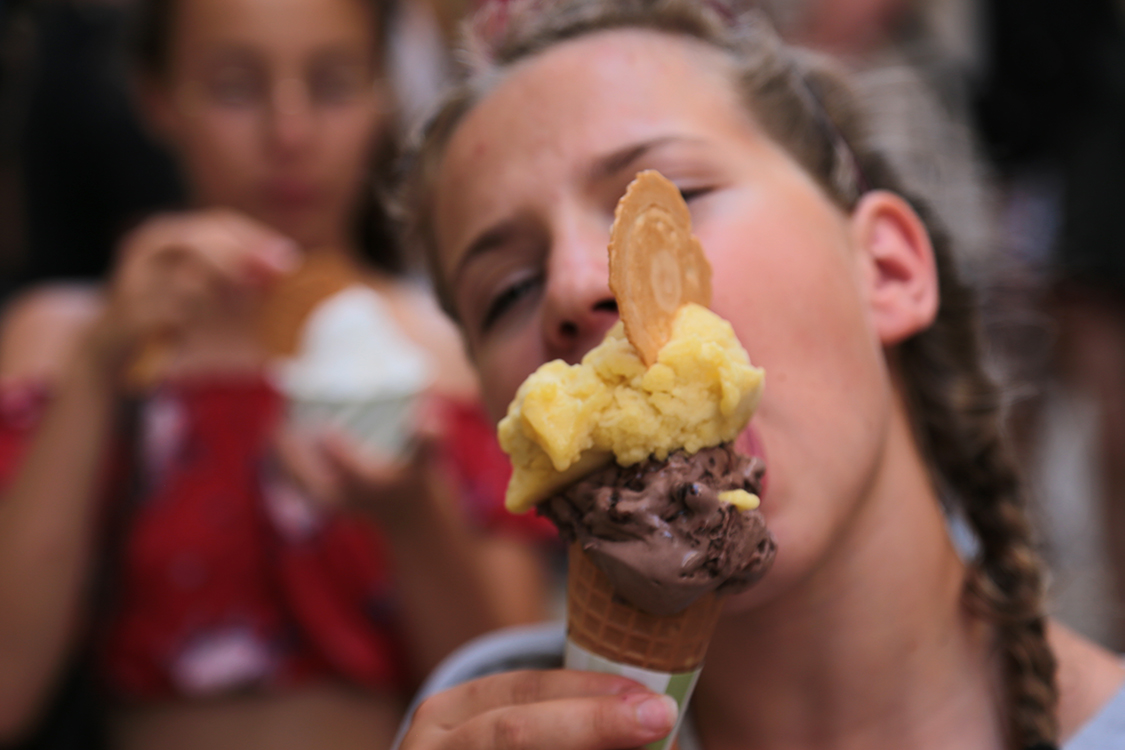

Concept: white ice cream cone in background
[[274, 285, 432, 456]]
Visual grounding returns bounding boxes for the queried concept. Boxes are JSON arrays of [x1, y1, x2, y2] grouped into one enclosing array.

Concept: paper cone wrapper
[[287, 393, 418, 456], [564, 542, 723, 750]]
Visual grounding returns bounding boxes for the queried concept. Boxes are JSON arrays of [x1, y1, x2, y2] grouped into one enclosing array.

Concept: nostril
[[559, 321, 579, 337], [594, 298, 618, 314]]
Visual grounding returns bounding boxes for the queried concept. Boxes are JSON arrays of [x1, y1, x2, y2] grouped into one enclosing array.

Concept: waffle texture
[[256, 249, 362, 358], [566, 543, 723, 673]]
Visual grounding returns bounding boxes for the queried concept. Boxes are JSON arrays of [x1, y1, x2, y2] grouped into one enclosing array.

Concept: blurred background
[[1, 0, 1123, 654]]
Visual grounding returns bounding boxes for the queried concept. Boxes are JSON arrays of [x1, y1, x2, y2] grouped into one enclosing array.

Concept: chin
[[719, 557, 793, 615], [249, 200, 329, 244], [280, 219, 334, 251], [715, 502, 813, 617]]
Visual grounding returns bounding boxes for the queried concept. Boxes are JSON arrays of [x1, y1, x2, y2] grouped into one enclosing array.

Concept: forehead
[[172, 0, 375, 57], [434, 30, 750, 258]]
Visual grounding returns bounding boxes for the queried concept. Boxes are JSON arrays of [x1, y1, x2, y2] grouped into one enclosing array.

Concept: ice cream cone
[[241, 248, 433, 456], [257, 248, 362, 358], [503, 172, 772, 750], [566, 542, 723, 672]]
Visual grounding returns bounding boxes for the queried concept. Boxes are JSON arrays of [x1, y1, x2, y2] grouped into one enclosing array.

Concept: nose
[[540, 215, 619, 363], [267, 77, 314, 158]]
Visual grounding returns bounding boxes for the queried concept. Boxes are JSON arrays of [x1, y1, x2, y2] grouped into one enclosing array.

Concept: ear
[[849, 190, 939, 346]]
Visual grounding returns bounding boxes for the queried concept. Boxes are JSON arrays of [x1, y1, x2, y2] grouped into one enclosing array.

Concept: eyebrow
[[586, 136, 701, 184], [450, 136, 702, 289], [450, 218, 524, 292], [204, 46, 260, 65], [309, 46, 373, 67]]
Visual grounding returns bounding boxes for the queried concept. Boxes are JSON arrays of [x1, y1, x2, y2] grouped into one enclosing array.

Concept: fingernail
[[613, 681, 650, 695], [263, 239, 300, 271], [633, 695, 677, 732]]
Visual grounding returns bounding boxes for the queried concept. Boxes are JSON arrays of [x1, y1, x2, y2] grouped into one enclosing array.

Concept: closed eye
[[482, 274, 542, 333], [678, 186, 714, 202]]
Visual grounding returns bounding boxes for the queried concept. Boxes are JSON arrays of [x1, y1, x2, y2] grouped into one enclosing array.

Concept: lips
[[734, 423, 768, 498], [262, 181, 323, 211]]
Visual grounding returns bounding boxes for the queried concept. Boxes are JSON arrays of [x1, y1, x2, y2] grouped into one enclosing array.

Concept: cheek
[[179, 111, 261, 199], [703, 203, 876, 388], [701, 203, 892, 592], [321, 106, 378, 186], [471, 322, 548, 423]]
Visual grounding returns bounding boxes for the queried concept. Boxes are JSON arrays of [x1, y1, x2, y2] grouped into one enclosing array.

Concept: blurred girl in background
[[0, 0, 549, 747]]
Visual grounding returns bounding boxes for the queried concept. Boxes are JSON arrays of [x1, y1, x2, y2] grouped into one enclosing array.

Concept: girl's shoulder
[[1052, 621, 1125, 748], [1064, 679, 1125, 749], [0, 283, 104, 383]]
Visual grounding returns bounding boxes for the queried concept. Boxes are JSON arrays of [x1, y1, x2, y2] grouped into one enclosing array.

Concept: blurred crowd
[[0, 0, 1123, 748]]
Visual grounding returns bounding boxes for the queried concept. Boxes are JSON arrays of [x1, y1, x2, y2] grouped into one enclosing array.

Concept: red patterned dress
[[0, 376, 555, 700]]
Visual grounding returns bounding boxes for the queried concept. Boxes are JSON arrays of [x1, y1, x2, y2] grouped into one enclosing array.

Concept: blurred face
[[433, 31, 903, 606], [148, 0, 383, 249]]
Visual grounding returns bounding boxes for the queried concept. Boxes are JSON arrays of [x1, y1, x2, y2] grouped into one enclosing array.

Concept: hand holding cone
[[560, 172, 742, 750]]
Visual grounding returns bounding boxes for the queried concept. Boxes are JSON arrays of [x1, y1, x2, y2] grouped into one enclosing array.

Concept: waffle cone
[[566, 542, 723, 673], [255, 248, 364, 358]]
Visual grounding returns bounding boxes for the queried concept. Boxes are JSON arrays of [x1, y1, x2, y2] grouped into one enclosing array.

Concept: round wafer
[[608, 170, 712, 366]]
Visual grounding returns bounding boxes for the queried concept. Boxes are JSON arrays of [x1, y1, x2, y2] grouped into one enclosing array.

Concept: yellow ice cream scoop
[[499, 171, 765, 513], [499, 302, 763, 512]]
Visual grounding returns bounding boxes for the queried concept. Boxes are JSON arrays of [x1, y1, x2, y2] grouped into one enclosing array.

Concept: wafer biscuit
[[608, 170, 712, 366]]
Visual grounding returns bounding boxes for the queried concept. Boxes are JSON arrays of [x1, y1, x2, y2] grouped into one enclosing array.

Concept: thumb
[[319, 428, 401, 489], [408, 395, 449, 456], [273, 427, 342, 507]]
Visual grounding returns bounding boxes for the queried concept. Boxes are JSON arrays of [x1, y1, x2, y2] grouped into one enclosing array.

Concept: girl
[[0, 0, 548, 747], [392, 1, 1125, 748]]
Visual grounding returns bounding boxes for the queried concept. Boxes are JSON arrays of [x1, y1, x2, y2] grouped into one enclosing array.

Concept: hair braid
[[760, 50, 1060, 748], [808, 61, 1061, 749], [899, 218, 1059, 749]]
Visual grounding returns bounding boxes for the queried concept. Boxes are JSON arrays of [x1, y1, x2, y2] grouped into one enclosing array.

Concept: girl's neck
[[694, 406, 1004, 750]]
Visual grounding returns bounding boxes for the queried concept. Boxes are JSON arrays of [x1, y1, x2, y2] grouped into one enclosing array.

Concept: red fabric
[[437, 399, 558, 542], [0, 382, 50, 488], [0, 377, 533, 700]]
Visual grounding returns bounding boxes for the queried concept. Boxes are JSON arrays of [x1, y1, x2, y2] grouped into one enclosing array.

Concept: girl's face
[[434, 30, 929, 605], [147, 0, 383, 249]]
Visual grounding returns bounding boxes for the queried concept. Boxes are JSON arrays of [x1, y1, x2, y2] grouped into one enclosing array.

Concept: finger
[[246, 236, 300, 282], [106, 214, 268, 337], [274, 428, 342, 506], [319, 429, 407, 486], [391, 398, 447, 479], [145, 213, 294, 292], [411, 394, 450, 444], [209, 210, 299, 282], [433, 692, 678, 750], [185, 222, 279, 287], [113, 245, 209, 337], [162, 248, 221, 320], [413, 670, 653, 730]]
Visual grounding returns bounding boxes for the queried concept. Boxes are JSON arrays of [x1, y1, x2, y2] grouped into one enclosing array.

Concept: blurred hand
[[275, 398, 449, 531], [400, 669, 678, 750], [91, 209, 298, 370]]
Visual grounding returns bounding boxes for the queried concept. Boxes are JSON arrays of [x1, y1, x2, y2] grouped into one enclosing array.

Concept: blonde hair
[[398, 2, 1058, 747]]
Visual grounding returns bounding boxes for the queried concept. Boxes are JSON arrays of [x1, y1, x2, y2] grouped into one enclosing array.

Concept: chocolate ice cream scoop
[[540, 444, 776, 616]]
